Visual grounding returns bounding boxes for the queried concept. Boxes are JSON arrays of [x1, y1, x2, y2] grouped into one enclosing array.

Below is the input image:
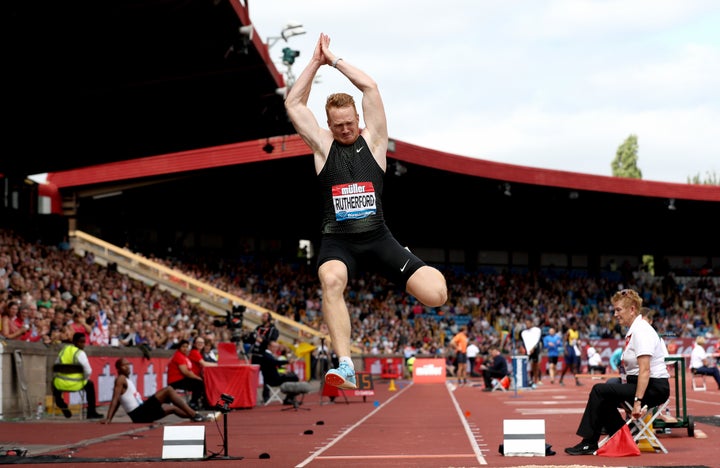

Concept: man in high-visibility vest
[[52, 332, 103, 419], [406, 355, 416, 378]]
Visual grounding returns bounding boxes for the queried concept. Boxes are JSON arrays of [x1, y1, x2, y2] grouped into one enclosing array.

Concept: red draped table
[[203, 364, 260, 409]]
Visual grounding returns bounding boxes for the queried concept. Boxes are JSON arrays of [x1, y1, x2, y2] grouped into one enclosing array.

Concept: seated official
[[259, 341, 300, 404], [53, 332, 103, 419], [565, 289, 670, 456], [690, 336, 720, 389], [480, 345, 508, 391], [103, 358, 205, 424], [587, 347, 606, 374]]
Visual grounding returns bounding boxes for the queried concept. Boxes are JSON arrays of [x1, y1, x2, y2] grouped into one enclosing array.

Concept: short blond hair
[[325, 93, 356, 117], [611, 288, 642, 310]]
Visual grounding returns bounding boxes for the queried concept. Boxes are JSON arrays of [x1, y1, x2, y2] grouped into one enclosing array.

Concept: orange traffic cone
[[388, 379, 397, 392]]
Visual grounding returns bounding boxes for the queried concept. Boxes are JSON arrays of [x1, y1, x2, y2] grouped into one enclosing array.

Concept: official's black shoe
[[61, 408, 72, 418], [87, 411, 104, 419], [564, 441, 597, 455], [482, 388, 492, 392]]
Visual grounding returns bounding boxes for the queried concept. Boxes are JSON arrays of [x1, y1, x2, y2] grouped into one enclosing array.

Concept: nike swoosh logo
[[356, 147, 363, 153], [400, 259, 410, 272]]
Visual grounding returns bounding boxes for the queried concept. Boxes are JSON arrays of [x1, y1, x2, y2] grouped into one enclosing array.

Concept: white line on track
[[446, 382, 488, 465], [295, 383, 410, 467], [295, 381, 487, 467]]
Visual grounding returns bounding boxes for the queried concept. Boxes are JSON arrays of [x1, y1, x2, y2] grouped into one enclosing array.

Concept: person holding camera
[[249, 312, 279, 359], [249, 313, 283, 402], [103, 358, 205, 423]]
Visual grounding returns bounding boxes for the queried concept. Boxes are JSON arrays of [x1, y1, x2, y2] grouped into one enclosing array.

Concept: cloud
[[251, 1, 720, 183]]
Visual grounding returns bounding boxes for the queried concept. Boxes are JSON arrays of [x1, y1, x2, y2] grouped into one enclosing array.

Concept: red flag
[[596, 425, 641, 457], [500, 375, 511, 389]]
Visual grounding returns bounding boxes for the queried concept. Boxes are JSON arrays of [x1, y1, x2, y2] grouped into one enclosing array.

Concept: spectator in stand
[[18, 303, 35, 341], [87, 303, 109, 346], [188, 336, 218, 378], [480, 345, 509, 391], [36, 289, 53, 310], [201, 337, 218, 363], [3, 224, 720, 396], [108, 322, 120, 347], [65, 309, 91, 343], [1, 301, 29, 340], [133, 325, 151, 348], [167, 339, 205, 410], [690, 336, 720, 390], [48, 308, 69, 344], [118, 323, 135, 347], [542, 327, 562, 384], [22, 306, 47, 343]]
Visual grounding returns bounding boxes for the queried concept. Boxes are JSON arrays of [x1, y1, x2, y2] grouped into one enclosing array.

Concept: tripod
[[206, 398, 243, 461], [235, 341, 250, 363]]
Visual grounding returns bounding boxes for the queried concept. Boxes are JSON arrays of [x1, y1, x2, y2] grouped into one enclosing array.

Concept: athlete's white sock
[[339, 356, 354, 369]]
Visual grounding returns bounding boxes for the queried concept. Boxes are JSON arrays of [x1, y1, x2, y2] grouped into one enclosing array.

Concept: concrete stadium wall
[[0, 340, 171, 420]]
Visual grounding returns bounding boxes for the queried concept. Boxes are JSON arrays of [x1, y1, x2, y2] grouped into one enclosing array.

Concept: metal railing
[[69, 230, 365, 353]]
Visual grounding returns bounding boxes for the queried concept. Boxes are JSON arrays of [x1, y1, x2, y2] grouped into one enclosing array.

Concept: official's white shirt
[[623, 315, 669, 378], [690, 344, 707, 370]]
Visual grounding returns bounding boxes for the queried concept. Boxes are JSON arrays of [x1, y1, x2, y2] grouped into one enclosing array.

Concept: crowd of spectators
[[1, 228, 718, 365]]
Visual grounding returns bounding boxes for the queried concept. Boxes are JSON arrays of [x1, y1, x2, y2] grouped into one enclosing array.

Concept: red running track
[[1, 375, 718, 468]]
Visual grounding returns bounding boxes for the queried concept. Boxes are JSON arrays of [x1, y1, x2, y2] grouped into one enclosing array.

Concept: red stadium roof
[[47, 134, 720, 202]]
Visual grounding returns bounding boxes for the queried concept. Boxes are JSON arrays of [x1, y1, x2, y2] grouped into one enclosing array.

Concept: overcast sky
[[249, 0, 719, 184]]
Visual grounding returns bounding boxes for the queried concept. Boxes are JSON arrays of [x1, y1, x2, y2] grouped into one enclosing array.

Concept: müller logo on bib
[[332, 182, 377, 221]]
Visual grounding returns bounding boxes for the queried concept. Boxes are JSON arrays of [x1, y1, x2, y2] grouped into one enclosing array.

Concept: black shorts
[[127, 395, 165, 423], [547, 356, 559, 365], [455, 352, 468, 364], [528, 347, 540, 362], [317, 226, 426, 286]]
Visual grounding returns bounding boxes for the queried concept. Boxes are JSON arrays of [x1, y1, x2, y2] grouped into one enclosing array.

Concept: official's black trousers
[[53, 380, 99, 413], [575, 375, 670, 443]]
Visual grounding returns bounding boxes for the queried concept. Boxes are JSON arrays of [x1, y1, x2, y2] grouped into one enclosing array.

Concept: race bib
[[332, 182, 376, 221]]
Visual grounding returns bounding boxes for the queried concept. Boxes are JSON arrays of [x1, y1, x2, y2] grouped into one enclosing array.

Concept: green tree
[[611, 134, 642, 179], [687, 171, 719, 185]]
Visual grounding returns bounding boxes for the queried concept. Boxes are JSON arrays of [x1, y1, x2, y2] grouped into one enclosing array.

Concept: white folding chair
[[264, 385, 284, 405], [491, 375, 510, 392], [631, 400, 669, 453], [691, 369, 707, 391], [599, 400, 669, 453]]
